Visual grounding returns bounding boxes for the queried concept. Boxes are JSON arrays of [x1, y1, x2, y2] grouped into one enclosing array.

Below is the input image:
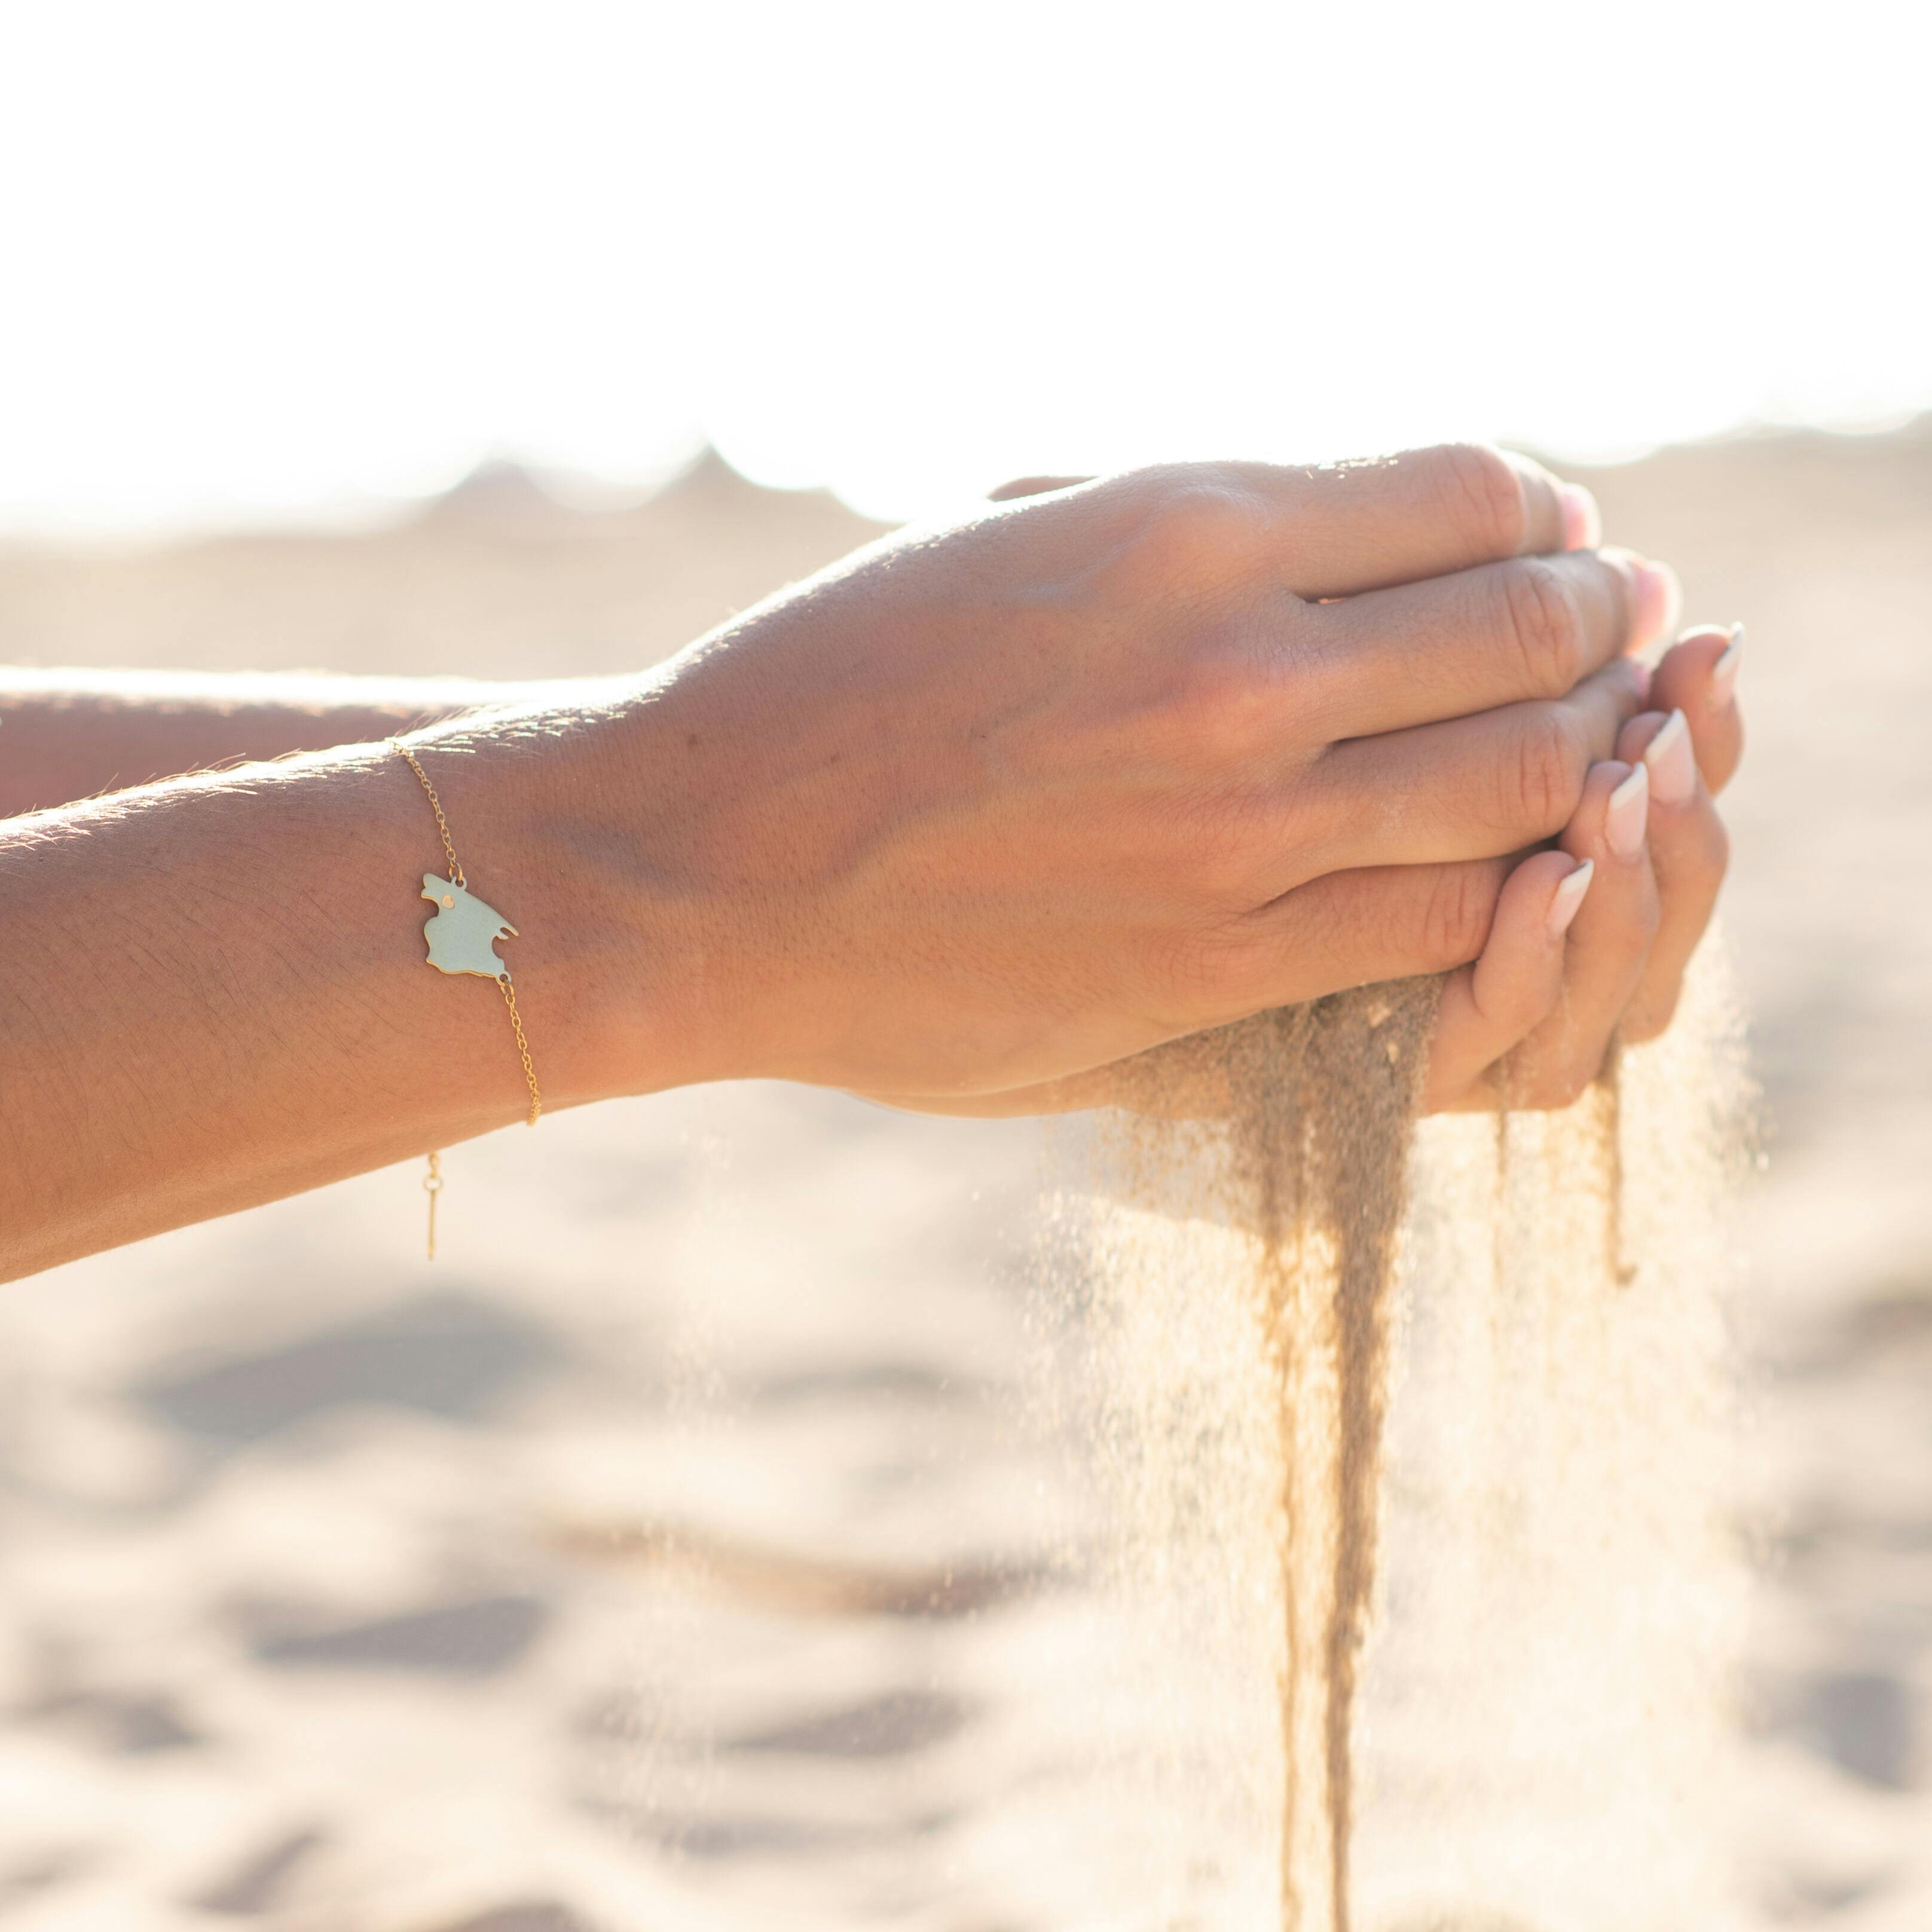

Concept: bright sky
[[1, 0, 1926, 535]]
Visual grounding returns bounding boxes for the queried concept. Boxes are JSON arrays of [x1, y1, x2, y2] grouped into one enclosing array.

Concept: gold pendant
[[419, 873, 519, 979], [393, 739, 543, 1264]]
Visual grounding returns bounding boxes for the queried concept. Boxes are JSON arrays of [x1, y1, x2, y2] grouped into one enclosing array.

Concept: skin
[[894, 626, 1741, 1121], [1439, 623, 1743, 1109], [0, 445, 1737, 1283], [0, 669, 495, 820], [876, 467, 1740, 1120]]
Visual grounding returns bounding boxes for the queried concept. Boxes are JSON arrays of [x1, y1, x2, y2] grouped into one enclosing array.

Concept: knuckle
[[1495, 557, 1585, 697], [1505, 704, 1589, 836], [1120, 464, 1261, 576], [1417, 863, 1499, 970], [1428, 442, 1529, 559]]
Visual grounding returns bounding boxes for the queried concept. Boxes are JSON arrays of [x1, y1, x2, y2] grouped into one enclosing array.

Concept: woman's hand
[[629, 446, 1676, 1100], [1423, 623, 1741, 1109], [0, 444, 1707, 1281], [884, 622, 1742, 1121]]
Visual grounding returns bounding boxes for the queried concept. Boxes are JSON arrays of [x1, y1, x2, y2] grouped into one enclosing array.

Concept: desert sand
[[0, 430, 1927, 1929]]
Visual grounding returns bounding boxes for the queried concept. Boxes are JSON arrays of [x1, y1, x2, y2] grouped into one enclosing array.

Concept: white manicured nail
[[1643, 708, 1696, 805], [1711, 621, 1744, 705], [1547, 858, 1594, 940], [1606, 762, 1650, 863]]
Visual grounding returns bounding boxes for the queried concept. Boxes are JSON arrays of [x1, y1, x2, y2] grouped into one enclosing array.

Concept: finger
[[863, 854, 1520, 1117], [1254, 445, 1592, 595], [1301, 656, 1649, 878], [1613, 709, 1730, 1043], [1505, 759, 1660, 1109], [1422, 851, 1594, 1111], [987, 474, 1094, 501], [1649, 622, 1744, 794], [1302, 546, 1676, 738], [1123, 444, 1600, 600], [1206, 852, 1510, 1020]]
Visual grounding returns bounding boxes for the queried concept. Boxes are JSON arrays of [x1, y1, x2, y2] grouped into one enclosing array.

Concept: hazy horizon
[[4, 0, 1927, 539]]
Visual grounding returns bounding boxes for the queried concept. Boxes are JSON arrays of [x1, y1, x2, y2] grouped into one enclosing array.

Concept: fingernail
[[1557, 482, 1602, 551], [1632, 558, 1683, 649], [1711, 620, 1744, 705], [1642, 707, 1696, 805], [1547, 858, 1595, 939], [1606, 761, 1650, 863]]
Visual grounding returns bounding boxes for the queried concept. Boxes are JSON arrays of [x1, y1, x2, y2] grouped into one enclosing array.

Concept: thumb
[[1218, 857, 1509, 1014], [854, 858, 1508, 1121], [986, 473, 1095, 502]]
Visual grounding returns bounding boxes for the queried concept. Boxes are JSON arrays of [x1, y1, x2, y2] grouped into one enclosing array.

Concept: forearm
[[0, 669, 567, 818], [0, 447, 1723, 1282], [0, 689, 707, 1283]]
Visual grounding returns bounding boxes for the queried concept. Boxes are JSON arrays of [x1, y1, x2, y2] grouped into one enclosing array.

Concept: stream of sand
[[1068, 946, 1751, 1930]]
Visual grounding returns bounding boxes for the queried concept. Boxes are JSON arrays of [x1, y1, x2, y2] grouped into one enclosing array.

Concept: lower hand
[[879, 622, 1741, 1120], [1423, 622, 1741, 1109]]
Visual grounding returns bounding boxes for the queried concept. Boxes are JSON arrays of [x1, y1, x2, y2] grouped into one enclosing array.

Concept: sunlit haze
[[2, 0, 1926, 535]]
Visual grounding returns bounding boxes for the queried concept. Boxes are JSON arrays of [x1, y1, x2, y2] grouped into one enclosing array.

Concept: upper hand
[[624, 445, 1677, 1099]]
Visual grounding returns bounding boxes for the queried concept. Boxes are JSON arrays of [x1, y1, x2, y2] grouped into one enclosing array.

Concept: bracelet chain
[[390, 739, 544, 1257], [390, 738, 543, 1128]]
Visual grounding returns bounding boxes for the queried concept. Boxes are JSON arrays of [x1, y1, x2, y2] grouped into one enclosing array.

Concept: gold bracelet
[[391, 738, 543, 1259]]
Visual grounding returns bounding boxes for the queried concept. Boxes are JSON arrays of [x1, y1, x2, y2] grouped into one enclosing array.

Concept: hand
[[629, 447, 1676, 1100], [1423, 622, 1743, 1109], [0, 450, 1700, 1283], [890, 622, 1742, 1120]]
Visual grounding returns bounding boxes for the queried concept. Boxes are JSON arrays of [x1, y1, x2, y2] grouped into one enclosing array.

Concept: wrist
[[406, 681, 751, 1107]]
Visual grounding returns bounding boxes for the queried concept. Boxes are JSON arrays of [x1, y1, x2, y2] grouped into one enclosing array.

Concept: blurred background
[[2, 2, 1930, 1927]]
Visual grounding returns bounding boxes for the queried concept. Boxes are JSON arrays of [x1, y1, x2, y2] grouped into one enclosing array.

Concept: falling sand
[[1060, 944, 1750, 1931]]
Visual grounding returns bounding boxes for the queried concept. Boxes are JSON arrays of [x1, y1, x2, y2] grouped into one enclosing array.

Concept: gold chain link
[[391, 738, 544, 1257], [422, 1151, 444, 1261], [391, 739, 467, 888], [496, 976, 542, 1128]]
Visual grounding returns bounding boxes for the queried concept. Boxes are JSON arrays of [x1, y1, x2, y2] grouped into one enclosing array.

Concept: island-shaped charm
[[419, 874, 518, 980]]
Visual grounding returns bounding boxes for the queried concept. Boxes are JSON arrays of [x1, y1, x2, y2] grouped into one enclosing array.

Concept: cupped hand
[[893, 622, 1742, 1120], [637, 446, 1677, 1100], [1422, 621, 1741, 1108]]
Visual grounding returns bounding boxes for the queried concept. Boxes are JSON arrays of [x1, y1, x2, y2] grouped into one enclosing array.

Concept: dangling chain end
[[422, 1151, 445, 1261]]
